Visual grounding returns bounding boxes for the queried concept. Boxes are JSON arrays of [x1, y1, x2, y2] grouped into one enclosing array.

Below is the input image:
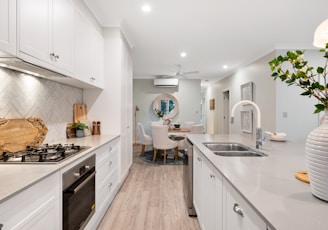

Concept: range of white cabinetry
[[86, 137, 121, 229], [0, 0, 16, 56], [19, 0, 75, 74], [194, 146, 268, 230], [194, 147, 223, 230], [0, 172, 60, 230], [0, 0, 103, 89]]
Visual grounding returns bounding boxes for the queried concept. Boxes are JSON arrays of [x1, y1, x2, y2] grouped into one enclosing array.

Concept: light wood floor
[[97, 145, 200, 230]]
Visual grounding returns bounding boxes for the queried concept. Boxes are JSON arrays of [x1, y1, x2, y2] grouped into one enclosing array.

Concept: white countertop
[[0, 134, 119, 204], [186, 134, 328, 230]]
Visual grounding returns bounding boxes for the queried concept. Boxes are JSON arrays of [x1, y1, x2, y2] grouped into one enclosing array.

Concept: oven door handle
[[70, 171, 96, 194]]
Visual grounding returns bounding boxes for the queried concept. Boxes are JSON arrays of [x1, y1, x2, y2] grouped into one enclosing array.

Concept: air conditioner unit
[[154, 78, 179, 87]]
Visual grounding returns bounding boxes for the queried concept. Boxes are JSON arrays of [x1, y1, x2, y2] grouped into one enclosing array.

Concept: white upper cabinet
[[0, 0, 16, 56], [74, 9, 103, 88], [18, 0, 74, 74]]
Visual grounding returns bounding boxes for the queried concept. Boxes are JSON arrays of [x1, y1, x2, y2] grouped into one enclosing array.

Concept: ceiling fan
[[158, 65, 200, 79]]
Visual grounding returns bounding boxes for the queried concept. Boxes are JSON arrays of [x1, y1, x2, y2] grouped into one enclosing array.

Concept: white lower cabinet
[[0, 172, 60, 230], [193, 147, 223, 230], [85, 137, 120, 229], [194, 147, 267, 230], [223, 180, 266, 230]]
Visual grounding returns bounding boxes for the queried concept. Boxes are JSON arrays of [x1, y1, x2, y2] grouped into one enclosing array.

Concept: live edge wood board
[[0, 117, 48, 153]]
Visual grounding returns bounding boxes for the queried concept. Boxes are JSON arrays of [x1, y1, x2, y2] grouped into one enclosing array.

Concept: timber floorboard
[[97, 145, 200, 230]]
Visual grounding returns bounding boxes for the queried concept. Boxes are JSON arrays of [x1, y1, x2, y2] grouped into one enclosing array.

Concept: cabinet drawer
[[96, 168, 119, 210], [96, 151, 119, 186], [96, 138, 120, 162]]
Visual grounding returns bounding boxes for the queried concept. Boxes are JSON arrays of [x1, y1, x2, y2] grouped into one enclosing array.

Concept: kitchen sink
[[203, 142, 267, 157]]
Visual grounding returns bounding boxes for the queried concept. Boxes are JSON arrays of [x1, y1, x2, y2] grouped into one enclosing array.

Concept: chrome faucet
[[230, 100, 262, 149]]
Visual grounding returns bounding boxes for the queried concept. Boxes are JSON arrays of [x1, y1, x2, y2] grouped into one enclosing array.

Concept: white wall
[[205, 48, 325, 142], [205, 52, 276, 141], [275, 49, 323, 141], [133, 79, 202, 140]]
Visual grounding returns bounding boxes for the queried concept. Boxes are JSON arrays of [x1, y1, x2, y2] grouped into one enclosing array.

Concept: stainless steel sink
[[203, 142, 267, 157]]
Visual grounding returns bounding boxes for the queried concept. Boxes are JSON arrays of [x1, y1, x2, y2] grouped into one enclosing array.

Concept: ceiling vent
[[154, 78, 179, 87]]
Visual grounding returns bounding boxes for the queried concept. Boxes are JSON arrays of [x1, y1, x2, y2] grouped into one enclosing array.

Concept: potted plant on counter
[[71, 122, 88, 138], [268, 43, 328, 202]]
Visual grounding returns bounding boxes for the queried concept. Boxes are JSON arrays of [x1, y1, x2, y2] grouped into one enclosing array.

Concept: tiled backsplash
[[0, 68, 83, 143]]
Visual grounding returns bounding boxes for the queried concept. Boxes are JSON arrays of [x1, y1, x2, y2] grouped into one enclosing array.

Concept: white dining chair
[[137, 122, 153, 157], [151, 125, 178, 164]]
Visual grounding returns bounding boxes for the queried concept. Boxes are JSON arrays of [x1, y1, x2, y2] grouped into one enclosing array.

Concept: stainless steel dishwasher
[[183, 138, 197, 216]]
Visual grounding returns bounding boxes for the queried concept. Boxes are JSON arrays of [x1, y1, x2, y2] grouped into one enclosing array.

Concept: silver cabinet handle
[[50, 53, 59, 60], [108, 147, 112, 152], [108, 182, 113, 188], [108, 161, 112, 167], [210, 174, 215, 178], [197, 157, 202, 162], [233, 203, 244, 217]]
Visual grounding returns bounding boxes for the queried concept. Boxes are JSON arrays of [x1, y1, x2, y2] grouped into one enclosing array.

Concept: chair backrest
[[137, 122, 152, 145], [151, 125, 177, 149], [151, 121, 163, 126], [191, 124, 204, 134], [182, 121, 195, 129]]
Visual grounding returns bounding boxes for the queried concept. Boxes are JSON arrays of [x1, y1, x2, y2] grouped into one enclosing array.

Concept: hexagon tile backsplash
[[0, 68, 83, 143]]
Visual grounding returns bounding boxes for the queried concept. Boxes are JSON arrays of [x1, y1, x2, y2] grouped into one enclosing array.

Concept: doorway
[[222, 90, 230, 134]]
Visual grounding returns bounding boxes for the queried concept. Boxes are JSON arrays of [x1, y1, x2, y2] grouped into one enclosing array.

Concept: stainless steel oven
[[63, 155, 96, 230], [183, 138, 197, 216]]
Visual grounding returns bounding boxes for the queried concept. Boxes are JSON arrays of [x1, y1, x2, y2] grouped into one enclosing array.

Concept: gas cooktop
[[0, 144, 90, 164]]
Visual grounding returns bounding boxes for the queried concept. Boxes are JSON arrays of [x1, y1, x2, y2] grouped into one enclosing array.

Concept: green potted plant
[[268, 43, 328, 201], [71, 122, 88, 138], [154, 108, 164, 118]]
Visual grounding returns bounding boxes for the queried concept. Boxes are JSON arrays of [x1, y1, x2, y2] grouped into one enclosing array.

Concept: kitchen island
[[187, 134, 328, 230]]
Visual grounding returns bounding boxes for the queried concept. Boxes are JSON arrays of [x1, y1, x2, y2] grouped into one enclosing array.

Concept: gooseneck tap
[[231, 100, 262, 149]]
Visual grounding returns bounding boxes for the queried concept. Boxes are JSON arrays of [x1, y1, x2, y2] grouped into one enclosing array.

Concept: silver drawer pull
[[197, 157, 202, 162], [233, 203, 244, 217], [108, 161, 112, 167], [108, 182, 112, 188], [108, 147, 112, 152], [210, 174, 215, 178]]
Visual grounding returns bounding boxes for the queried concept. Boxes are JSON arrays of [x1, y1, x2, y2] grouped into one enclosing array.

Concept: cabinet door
[[224, 180, 266, 230], [90, 31, 104, 87], [19, 0, 52, 63], [202, 157, 215, 230], [74, 10, 94, 84], [214, 168, 223, 230], [0, 0, 16, 56], [0, 173, 60, 230], [120, 40, 133, 179], [193, 147, 203, 218], [52, 0, 74, 72]]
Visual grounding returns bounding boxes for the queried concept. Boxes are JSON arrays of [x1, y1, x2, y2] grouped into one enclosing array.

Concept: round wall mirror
[[152, 94, 179, 119]]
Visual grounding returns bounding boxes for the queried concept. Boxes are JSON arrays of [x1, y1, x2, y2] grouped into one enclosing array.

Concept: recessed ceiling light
[[180, 52, 187, 58], [142, 4, 152, 12], [223, 65, 228, 69]]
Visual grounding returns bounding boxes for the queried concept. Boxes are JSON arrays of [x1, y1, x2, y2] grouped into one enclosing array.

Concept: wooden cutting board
[[73, 104, 87, 123], [0, 117, 48, 153]]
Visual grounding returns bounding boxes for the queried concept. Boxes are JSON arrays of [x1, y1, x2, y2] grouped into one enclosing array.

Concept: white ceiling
[[84, 0, 328, 83]]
